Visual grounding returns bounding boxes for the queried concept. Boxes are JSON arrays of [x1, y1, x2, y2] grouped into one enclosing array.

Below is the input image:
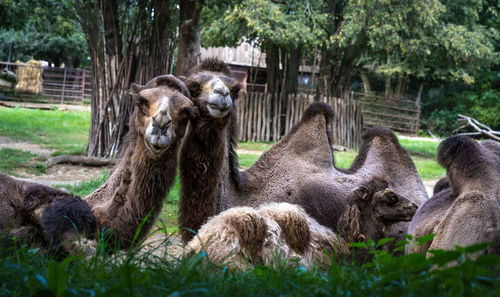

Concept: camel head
[[338, 177, 418, 243], [183, 57, 241, 120], [130, 75, 195, 158]]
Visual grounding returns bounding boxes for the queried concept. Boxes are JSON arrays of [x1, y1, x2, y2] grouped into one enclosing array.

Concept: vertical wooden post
[[81, 69, 86, 103], [60, 67, 67, 104]]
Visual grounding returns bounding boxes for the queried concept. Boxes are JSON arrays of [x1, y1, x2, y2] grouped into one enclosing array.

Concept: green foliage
[[0, 237, 498, 296], [202, 0, 329, 51], [422, 68, 500, 136], [0, 0, 89, 66]]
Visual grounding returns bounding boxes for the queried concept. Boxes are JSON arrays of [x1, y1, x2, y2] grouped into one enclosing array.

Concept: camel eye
[[387, 194, 398, 204]]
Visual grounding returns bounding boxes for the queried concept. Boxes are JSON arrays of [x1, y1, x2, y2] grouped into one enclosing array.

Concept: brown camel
[[1, 74, 195, 253], [179, 58, 427, 243], [84, 74, 195, 248], [407, 136, 500, 255], [185, 177, 417, 268], [0, 173, 97, 254]]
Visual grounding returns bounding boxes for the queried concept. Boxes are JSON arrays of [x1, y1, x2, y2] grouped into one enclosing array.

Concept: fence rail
[[238, 92, 363, 150], [353, 92, 420, 135], [0, 61, 91, 104]]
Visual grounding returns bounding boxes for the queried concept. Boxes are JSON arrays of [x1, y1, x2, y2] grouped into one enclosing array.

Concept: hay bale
[[15, 60, 43, 94]]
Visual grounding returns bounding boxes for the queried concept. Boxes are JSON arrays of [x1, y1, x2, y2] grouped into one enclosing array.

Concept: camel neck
[[178, 118, 228, 242], [84, 137, 179, 247]]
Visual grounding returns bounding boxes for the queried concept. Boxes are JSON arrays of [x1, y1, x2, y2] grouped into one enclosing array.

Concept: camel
[[178, 58, 427, 244], [0, 173, 96, 254], [185, 176, 417, 268], [407, 136, 500, 255], [1, 74, 196, 253], [84, 74, 195, 248]]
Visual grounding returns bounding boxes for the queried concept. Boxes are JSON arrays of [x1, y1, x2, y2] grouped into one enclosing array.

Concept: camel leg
[[428, 191, 499, 255]]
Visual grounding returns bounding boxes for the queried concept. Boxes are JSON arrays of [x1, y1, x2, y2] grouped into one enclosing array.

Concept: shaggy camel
[[407, 136, 500, 255], [84, 75, 195, 248], [0, 75, 195, 253], [185, 177, 417, 268], [0, 173, 96, 254], [179, 58, 427, 244]]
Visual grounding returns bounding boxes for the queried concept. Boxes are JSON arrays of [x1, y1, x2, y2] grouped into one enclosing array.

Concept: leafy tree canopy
[[0, 0, 88, 67]]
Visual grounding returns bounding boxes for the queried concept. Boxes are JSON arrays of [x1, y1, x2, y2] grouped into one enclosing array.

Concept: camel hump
[[189, 57, 231, 75], [438, 136, 491, 179], [301, 102, 334, 124], [361, 126, 399, 144]]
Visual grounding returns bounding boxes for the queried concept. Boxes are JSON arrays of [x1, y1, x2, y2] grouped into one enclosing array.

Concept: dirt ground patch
[[0, 136, 110, 185]]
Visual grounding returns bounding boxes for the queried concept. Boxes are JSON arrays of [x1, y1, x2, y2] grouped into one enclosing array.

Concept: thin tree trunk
[[176, 0, 204, 76]]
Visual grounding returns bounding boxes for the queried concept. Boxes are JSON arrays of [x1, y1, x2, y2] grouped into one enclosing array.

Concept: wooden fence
[[238, 92, 363, 150], [0, 61, 91, 104], [353, 92, 420, 135]]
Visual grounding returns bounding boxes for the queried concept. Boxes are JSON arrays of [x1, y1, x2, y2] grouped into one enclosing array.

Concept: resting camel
[[84, 74, 195, 248], [1, 75, 195, 253], [407, 136, 500, 255], [0, 173, 97, 254], [179, 58, 427, 243], [185, 176, 417, 268]]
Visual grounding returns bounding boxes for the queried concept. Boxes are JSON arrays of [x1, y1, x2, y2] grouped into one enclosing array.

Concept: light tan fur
[[184, 203, 347, 269]]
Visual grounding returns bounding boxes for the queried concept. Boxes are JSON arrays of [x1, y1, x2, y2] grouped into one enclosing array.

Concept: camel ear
[[186, 79, 202, 98], [130, 83, 144, 96], [352, 186, 369, 201]]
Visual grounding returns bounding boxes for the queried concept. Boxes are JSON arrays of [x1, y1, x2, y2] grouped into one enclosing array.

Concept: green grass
[[0, 238, 498, 296], [0, 148, 46, 176], [0, 107, 90, 154], [398, 138, 440, 159], [238, 141, 274, 151]]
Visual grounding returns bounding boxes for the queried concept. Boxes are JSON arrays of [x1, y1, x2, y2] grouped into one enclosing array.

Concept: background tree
[[176, 0, 204, 76], [201, 0, 328, 95], [70, 0, 178, 157], [0, 0, 88, 67]]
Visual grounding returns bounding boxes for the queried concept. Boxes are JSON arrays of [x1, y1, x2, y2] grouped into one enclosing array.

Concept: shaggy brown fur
[[186, 186, 416, 269], [0, 173, 96, 254], [179, 58, 427, 245], [184, 203, 347, 269], [179, 58, 242, 242], [84, 74, 195, 248], [407, 136, 500, 255], [338, 177, 418, 257]]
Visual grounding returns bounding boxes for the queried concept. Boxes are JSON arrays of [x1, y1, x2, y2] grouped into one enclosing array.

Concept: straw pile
[[15, 60, 43, 94]]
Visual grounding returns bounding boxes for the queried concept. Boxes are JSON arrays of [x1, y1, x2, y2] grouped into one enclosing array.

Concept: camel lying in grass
[[408, 136, 500, 255], [185, 176, 417, 268]]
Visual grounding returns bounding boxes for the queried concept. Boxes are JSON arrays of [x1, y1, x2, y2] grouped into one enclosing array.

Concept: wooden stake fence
[[238, 92, 363, 150]]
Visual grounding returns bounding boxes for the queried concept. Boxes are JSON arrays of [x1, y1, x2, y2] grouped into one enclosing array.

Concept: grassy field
[[0, 107, 90, 155]]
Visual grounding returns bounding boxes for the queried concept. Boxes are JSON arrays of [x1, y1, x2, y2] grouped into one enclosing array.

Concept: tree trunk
[[74, 0, 177, 158], [264, 43, 282, 93], [360, 72, 371, 94], [285, 47, 300, 95], [175, 0, 203, 76]]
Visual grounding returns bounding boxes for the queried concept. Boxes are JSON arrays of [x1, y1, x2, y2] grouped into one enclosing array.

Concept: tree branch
[[454, 114, 500, 141]]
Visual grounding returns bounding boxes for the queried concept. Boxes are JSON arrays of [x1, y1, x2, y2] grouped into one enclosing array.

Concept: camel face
[[372, 189, 418, 222], [185, 71, 241, 119], [131, 75, 194, 158]]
